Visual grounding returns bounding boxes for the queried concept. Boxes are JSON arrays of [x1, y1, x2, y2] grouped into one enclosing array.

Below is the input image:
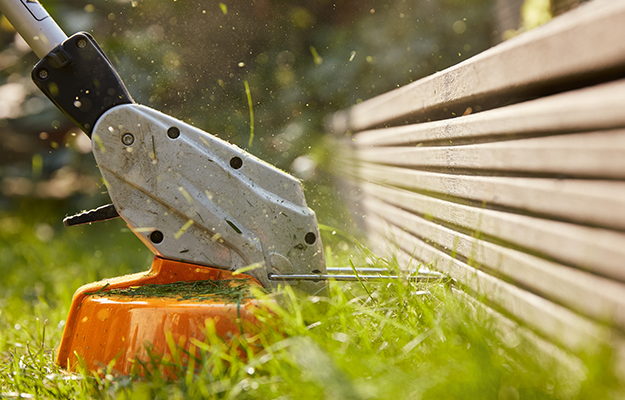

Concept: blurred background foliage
[[0, 0, 496, 221]]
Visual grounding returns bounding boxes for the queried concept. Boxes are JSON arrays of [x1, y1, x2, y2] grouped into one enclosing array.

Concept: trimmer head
[[56, 257, 265, 374]]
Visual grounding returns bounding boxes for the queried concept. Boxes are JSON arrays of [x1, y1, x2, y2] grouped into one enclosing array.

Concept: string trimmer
[[0, 0, 436, 374]]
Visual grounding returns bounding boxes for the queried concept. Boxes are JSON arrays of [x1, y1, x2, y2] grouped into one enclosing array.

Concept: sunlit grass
[[0, 205, 622, 399]]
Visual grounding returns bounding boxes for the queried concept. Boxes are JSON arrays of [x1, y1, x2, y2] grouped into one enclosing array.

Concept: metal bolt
[[167, 126, 180, 139], [121, 133, 134, 146], [38, 69, 49, 80], [76, 38, 88, 49]]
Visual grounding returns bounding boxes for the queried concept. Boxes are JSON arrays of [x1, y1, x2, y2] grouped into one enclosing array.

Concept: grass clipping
[[90, 279, 254, 303]]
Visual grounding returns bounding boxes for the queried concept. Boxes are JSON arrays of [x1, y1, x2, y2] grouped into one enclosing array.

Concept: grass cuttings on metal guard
[[90, 279, 255, 303]]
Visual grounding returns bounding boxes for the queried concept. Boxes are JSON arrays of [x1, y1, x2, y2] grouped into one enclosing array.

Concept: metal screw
[[230, 156, 243, 169], [76, 38, 88, 49], [121, 133, 134, 146], [38, 69, 49, 80], [167, 127, 180, 139]]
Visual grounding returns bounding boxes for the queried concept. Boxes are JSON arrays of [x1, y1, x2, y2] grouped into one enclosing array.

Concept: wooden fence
[[328, 0, 625, 375]]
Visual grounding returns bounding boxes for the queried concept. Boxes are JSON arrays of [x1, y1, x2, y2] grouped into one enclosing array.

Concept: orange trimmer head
[[55, 257, 435, 374], [56, 257, 265, 374]]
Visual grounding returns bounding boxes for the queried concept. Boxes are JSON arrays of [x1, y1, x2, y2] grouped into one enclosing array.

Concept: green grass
[[0, 204, 622, 399]]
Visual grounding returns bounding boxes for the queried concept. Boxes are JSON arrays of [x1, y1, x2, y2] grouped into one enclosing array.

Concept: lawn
[[0, 197, 621, 399]]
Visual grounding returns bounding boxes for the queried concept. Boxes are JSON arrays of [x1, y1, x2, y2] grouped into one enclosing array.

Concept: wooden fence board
[[353, 162, 625, 231], [352, 80, 625, 147], [356, 130, 625, 179], [329, 0, 625, 133]]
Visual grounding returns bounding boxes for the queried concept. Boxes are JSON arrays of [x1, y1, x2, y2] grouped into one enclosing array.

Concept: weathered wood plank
[[353, 79, 625, 147], [361, 192, 625, 329], [353, 162, 625, 231], [355, 130, 625, 179], [329, 0, 625, 133], [362, 213, 613, 354]]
